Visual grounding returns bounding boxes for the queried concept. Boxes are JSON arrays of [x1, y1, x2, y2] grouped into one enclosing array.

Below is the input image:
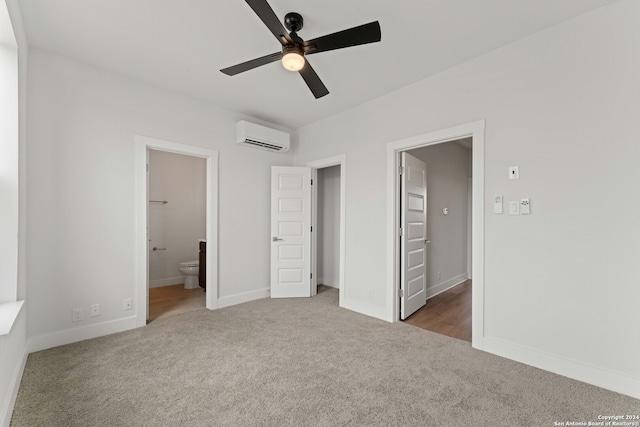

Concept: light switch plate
[[508, 166, 520, 180], [509, 201, 520, 215], [520, 198, 531, 215]]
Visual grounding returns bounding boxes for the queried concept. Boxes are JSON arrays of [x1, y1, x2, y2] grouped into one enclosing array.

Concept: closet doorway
[[315, 165, 341, 294], [308, 155, 346, 303], [386, 120, 485, 349], [400, 138, 472, 341]]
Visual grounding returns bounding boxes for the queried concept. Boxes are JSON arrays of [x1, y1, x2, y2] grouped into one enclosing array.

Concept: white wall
[[26, 49, 293, 342], [293, 0, 640, 397], [148, 150, 206, 287], [0, 14, 18, 304], [410, 142, 470, 297], [317, 165, 340, 288], [1, 0, 28, 424]]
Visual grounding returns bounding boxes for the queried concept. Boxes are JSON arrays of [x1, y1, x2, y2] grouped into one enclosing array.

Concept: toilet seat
[[180, 260, 199, 267]]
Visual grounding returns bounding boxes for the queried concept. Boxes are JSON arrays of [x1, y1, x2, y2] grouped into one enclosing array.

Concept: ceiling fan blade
[[245, 0, 293, 45], [302, 21, 381, 55], [298, 61, 329, 99], [220, 52, 282, 76]]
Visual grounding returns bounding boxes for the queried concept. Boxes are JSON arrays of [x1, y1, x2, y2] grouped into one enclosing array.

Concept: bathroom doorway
[[134, 135, 219, 328], [147, 149, 206, 322]]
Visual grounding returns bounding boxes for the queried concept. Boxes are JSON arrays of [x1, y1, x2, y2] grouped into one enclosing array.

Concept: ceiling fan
[[220, 0, 382, 99]]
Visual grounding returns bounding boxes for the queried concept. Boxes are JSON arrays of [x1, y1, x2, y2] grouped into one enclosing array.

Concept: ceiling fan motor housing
[[284, 12, 303, 33]]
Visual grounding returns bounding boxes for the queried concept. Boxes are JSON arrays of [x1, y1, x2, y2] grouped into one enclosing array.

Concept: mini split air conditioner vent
[[243, 138, 286, 151], [236, 120, 290, 153]]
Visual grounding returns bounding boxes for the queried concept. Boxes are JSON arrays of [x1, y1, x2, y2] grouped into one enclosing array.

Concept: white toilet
[[178, 260, 199, 289]]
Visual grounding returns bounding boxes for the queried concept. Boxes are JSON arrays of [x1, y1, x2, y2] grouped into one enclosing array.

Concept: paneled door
[[271, 167, 312, 298], [400, 152, 428, 319]]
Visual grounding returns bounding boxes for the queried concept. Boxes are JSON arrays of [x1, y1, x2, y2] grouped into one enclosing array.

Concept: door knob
[[272, 237, 283, 242], [425, 239, 431, 244]]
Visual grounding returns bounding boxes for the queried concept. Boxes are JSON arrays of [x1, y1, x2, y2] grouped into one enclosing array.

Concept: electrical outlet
[[90, 303, 101, 317], [438, 271, 442, 280], [124, 298, 132, 311], [72, 308, 83, 322]]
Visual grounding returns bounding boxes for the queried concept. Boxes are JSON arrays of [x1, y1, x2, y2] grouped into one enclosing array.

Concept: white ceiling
[[17, 0, 616, 129]]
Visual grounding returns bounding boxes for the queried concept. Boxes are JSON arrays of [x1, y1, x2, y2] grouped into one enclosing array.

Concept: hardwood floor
[[148, 284, 206, 323], [403, 280, 472, 342]]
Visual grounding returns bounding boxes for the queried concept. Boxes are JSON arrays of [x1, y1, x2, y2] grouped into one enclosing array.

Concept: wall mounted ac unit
[[236, 120, 290, 153]]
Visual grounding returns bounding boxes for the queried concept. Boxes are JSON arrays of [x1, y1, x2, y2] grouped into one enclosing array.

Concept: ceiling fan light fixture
[[281, 49, 305, 71]]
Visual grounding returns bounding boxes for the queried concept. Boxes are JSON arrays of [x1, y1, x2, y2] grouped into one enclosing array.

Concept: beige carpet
[[11, 287, 638, 426]]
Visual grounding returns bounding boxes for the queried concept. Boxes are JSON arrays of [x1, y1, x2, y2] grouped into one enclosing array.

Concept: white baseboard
[[1, 345, 27, 427], [482, 336, 640, 399], [426, 273, 468, 300], [217, 288, 270, 309], [0, 304, 27, 427], [27, 287, 270, 353], [318, 277, 339, 289], [149, 276, 184, 288], [28, 316, 138, 353]]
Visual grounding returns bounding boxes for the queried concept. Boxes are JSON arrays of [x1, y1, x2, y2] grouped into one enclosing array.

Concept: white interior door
[[271, 166, 312, 298], [400, 152, 428, 320]]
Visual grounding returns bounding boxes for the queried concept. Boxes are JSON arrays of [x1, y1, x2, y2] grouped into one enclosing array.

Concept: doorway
[[308, 155, 346, 304], [147, 149, 206, 322], [269, 156, 345, 304], [134, 135, 219, 328], [401, 139, 472, 341], [315, 165, 341, 292], [387, 121, 485, 349]]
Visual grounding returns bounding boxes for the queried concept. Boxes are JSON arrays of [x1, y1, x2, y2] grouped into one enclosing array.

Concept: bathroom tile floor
[[148, 284, 206, 323]]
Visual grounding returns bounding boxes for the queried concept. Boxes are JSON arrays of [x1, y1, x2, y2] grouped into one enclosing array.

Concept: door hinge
[[398, 288, 405, 298], [399, 227, 404, 236], [146, 164, 149, 172], [310, 226, 313, 232], [399, 166, 404, 176], [311, 179, 313, 185], [310, 273, 313, 279]]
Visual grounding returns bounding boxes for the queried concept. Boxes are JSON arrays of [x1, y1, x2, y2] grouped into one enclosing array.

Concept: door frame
[[307, 154, 346, 306], [134, 135, 219, 328], [386, 121, 485, 350]]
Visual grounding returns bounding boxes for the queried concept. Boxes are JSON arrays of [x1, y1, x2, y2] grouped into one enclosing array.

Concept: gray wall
[[410, 141, 471, 297]]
